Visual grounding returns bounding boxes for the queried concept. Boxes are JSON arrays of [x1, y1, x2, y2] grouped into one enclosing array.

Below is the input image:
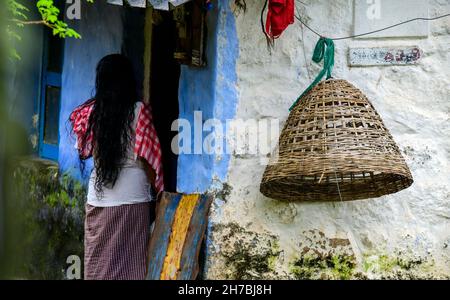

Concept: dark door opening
[[122, 8, 179, 193], [149, 11, 180, 193]]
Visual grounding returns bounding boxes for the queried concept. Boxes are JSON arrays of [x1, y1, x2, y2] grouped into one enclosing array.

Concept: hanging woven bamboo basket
[[260, 78, 413, 202]]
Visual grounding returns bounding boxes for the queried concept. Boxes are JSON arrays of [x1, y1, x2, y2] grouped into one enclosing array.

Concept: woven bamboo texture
[[260, 79, 413, 202]]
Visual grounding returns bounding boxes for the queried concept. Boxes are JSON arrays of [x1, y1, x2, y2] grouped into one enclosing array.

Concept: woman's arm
[[139, 157, 157, 190], [139, 157, 158, 225]]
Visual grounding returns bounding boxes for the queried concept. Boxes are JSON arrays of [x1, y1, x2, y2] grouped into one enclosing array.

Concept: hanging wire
[[261, 0, 274, 49], [261, 0, 450, 48], [294, 12, 450, 40]]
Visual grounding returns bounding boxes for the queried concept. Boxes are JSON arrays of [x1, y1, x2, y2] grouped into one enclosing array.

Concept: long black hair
[[84, 54, 138, 194]]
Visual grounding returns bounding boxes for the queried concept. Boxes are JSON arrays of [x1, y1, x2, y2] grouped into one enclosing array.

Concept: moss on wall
[[290, 253, 358, 280], [287, 229, 360, 280], [361, 252, 447, 279], [209, 222, 282, 279], [13, 158, 86, 279]]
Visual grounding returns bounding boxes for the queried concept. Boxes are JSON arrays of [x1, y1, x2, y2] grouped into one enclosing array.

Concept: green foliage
[[7, 0, 29, 23], [6, 0, 28, 60], [362, 253, 426, 275], [330, 255, 355, 280], [36, 0, 82, 38], [12, 160, 86, 279], [214, 222, 281, 279], [290, 253, 357, 280], [6, 0, 95, 60]]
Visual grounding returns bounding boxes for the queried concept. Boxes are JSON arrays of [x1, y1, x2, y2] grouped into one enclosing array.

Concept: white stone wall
[[205, 0, 450, 279]]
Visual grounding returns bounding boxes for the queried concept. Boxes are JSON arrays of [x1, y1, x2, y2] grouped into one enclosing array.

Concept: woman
[[69, 54, 164, 280]]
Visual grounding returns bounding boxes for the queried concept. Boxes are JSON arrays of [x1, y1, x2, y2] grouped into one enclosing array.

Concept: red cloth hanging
[[265, 0, 295, 39]]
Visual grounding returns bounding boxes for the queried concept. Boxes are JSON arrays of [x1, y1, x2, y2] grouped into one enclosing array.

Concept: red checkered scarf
[[69, 99, 164, 193]]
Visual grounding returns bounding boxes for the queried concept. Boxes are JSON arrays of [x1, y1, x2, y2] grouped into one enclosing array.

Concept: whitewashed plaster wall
[[205, 0, 450, 279]]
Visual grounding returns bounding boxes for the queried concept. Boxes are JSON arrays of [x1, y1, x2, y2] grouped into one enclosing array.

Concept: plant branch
[[10, 19, 50, 27]]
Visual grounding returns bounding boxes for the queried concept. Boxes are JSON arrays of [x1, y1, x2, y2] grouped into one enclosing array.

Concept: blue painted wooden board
[[146, 192, 212, 280], [179, 194, 213, 280], [146, 193, 182, 279]]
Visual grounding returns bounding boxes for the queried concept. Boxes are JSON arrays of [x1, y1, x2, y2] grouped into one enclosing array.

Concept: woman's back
[[86, 101, 153, 207], [70, 54, 163, 280]]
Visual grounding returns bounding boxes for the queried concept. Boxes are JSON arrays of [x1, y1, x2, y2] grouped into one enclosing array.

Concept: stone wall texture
[[204, 0, 450, 279]]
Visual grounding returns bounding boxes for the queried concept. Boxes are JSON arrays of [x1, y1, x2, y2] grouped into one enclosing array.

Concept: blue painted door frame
[[38, 30, 64, 161]]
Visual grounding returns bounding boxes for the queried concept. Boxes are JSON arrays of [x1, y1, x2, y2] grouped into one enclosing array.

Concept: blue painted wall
[[177, 0, 239, 193], [58, 1, 124, 179], [58, 1, 239, 192]]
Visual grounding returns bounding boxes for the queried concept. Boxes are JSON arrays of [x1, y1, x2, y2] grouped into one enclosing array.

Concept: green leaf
[[47, 15, 57, 23], [9, 48, 21, 60]]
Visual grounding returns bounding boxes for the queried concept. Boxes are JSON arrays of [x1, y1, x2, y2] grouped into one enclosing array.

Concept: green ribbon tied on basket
[[289, 37, 335, 111]]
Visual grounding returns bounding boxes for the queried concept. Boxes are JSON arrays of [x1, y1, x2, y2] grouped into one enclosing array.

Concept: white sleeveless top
[[84, 102, 153, 207]]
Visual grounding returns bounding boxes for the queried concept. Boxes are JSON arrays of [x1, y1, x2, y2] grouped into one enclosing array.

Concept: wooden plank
[[146, 192, 213, 280], [146, 193, 182, 279], [160, 194, 199, 280], [143, 6, 153, 103], [178, 194, 213, 280]]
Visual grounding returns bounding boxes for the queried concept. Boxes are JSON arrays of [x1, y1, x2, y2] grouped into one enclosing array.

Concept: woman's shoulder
[[134, 101, 155, 116], [69, 98, 95, 133], [70, 99, 94, 118], [134, 101, 145, 116], [132, 101, 148, 128]]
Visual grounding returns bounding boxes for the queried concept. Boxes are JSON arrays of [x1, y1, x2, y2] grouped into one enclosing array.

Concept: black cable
[[260, 0, 268, 38], [294, 13, 450, 40], [294, 6, 322, 37], [261, 0, 274, 49]]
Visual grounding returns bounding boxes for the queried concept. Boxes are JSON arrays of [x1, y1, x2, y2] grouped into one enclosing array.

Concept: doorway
[[148, 10, 180, 193], [122, 7, 179, 193]]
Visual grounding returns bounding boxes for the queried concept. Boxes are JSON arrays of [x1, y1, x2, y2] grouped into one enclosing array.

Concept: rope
[[289, 37, 334, 111], [282, 2, 450, 111], [288, 11, 450, 111]]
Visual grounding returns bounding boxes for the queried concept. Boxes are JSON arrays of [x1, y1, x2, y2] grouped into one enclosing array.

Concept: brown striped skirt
[[84, 202, 151, 280]]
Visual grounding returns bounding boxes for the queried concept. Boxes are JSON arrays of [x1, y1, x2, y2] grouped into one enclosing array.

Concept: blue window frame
[[38, 28, 65, 161]]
